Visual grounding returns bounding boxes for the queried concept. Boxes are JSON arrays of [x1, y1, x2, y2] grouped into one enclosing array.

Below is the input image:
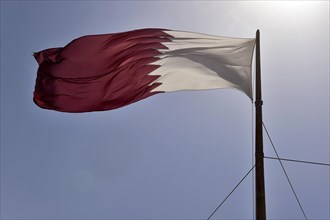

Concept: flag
[[33, 28, 255, 113]]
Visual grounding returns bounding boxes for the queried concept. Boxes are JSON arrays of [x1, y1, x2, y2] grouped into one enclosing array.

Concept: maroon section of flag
[[33, 29, 172, 112]]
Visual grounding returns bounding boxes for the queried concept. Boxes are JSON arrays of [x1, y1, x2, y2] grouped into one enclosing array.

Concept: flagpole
[[255, 29, 266, 220]]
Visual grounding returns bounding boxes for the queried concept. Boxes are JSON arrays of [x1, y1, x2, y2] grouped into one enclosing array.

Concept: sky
[[0, 1, 329, 220]]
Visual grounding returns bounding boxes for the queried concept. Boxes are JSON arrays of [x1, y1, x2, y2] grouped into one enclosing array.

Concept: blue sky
[[1, 1, 329, 219]]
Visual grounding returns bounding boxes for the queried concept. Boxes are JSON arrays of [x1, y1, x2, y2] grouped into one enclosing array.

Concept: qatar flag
[[33, 29, 255, 113]]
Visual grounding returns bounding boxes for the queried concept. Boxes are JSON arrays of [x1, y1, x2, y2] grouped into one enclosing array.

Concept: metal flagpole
[[255, 29, 266, 220]]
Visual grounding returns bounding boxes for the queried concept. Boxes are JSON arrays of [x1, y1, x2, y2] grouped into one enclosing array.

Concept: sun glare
[[271, 1, 321, 15]]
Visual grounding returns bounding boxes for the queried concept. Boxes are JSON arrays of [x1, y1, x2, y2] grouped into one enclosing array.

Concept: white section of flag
[[149, 30, 255, 99]]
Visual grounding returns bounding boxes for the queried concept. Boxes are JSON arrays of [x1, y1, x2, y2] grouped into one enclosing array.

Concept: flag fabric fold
[[33, 28, 255, 113]]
